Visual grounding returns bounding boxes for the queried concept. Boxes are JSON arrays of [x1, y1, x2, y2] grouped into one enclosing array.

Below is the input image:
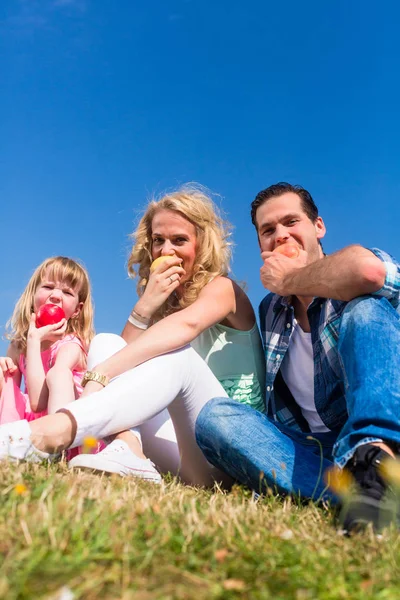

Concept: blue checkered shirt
[[259, 248, 400, 432]]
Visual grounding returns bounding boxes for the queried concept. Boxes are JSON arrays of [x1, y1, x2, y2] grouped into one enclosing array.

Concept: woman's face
[[151, 209, 197, 283]]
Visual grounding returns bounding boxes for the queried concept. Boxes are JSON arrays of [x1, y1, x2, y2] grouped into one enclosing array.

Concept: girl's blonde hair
[[7, 256, 95, 352], [128, 184, 233, 319]]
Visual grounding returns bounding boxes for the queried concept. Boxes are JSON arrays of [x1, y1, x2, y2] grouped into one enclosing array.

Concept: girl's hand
[[135, 256, 186, 319], [0, 356, 18, 377], [28, 313, 68, 343]]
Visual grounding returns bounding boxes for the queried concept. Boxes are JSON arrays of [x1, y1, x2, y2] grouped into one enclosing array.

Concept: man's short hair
[[251, 182, 319, 228]]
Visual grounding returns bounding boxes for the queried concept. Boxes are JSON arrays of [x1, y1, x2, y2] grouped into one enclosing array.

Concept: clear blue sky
[[1, 0, 399, 354]]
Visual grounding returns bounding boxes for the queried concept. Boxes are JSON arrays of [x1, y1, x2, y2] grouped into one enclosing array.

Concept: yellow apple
[[150, 256, 172, 273]]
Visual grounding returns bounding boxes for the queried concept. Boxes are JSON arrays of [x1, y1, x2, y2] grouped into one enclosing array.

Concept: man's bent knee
[[343, 295, 397, 326]]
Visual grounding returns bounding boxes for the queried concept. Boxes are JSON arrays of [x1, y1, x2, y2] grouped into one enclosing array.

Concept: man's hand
[[260, 249, 308, 295]]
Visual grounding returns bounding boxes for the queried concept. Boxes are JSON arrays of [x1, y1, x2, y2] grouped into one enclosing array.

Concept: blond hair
[[6, 256, 95, 353], [128, 185, 233, 319]]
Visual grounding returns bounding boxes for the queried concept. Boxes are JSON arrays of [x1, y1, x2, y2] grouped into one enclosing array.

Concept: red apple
[[273, 243, 300, 259], [36, 304, 66, 328]]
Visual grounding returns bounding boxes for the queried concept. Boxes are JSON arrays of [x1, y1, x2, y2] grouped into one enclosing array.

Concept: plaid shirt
[[259, 248, 400, 432]]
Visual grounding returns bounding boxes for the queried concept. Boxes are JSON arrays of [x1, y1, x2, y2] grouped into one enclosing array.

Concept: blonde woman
[[0, 186, 265, 486]]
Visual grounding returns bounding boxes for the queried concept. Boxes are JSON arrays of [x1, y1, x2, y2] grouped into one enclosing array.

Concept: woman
[[0, 185, 265, 487]]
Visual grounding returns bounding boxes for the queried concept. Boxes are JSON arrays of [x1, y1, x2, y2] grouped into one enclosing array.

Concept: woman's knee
[[87, 333, 127, 368]]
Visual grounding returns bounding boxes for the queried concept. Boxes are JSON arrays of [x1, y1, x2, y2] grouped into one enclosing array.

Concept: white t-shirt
[[280, 319, 330, 433]]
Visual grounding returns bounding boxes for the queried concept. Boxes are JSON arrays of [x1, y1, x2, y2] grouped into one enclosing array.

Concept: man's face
[[255, 192, 326, 263]]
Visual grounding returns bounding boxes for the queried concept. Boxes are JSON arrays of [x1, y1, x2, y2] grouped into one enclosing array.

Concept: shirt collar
[[273, 294, 325, 312]]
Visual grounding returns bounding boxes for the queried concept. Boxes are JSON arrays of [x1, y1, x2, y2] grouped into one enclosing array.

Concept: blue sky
[[1, 0, 399, 354]]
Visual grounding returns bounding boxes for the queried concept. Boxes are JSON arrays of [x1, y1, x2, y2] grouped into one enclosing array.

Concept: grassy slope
[[1, 461, 400, 600]]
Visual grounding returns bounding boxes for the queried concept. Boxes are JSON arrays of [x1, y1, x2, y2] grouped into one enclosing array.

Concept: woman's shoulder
[[201, 275, 244, 295], [202, 277, 256, 331]]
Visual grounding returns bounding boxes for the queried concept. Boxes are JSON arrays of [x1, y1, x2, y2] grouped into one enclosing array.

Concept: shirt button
[[276, 354, 280, 360], [286, 323, 291, 329], [266, 386, 271, 392]]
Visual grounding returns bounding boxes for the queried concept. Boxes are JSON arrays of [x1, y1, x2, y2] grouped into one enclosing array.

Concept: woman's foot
[[68, 439, 162, 483]]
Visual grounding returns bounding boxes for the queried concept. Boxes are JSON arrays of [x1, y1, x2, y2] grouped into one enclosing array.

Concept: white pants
[[68, 334, 229, 486]]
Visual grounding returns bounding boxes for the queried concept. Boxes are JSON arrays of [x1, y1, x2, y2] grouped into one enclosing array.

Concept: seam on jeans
[[57, 408, 78, 446]]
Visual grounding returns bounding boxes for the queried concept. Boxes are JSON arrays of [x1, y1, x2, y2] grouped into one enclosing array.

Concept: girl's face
[[33, 269, 83, 320], [151, 209, 197, 283]]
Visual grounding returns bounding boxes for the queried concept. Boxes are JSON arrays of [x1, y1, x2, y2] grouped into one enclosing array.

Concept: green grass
[[1, 461, 400, 599]]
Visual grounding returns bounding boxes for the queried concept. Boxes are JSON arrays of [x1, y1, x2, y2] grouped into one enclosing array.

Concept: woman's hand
[[135, 256, 186, 319], [28, 313, 68, 344], [80, 378, 105, 398]]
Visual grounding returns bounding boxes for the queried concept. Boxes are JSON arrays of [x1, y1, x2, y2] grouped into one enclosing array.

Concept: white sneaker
[[0, 420, 56, 463], [68, 439, 162, 483]]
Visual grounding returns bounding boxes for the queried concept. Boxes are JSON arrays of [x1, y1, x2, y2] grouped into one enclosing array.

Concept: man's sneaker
[[0, 420, 57, 463], [68, 439, 162, 484], [340, 443, 398, 533]]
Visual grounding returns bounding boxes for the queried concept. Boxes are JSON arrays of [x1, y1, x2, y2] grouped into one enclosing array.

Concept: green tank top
[[191, 322, 265, 413]]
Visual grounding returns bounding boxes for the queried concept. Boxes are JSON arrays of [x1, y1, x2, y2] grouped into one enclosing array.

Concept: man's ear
[[315, 216, 326, 241]]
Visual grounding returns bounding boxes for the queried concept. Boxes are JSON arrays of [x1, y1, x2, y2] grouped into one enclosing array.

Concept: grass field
[[1, 460, 400, 600]]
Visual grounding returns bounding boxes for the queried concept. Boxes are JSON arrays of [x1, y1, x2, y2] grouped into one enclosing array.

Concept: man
[[195, 182, 400, 532]]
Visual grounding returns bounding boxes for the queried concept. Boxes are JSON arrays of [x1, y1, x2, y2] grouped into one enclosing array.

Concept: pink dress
[[0, 334, 104, 457], [0, 334, 86, 424]]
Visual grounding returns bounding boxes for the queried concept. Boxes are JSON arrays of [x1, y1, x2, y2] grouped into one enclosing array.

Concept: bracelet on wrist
[[131, 308, 151, 325], [128, 313, 149, 330], [81, 371, 110, 388]]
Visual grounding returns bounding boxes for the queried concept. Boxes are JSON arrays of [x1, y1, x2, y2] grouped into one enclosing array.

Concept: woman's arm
[[121, 256, 185, 344], [87, 277, 238, 386], [46, 344, 86, 413]]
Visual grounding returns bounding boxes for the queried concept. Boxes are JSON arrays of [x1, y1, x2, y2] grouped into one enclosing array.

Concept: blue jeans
[[195, 296, 400, 500]]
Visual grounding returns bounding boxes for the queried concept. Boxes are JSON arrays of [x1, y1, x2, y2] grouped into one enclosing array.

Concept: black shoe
[[339, 444, 398, 533]]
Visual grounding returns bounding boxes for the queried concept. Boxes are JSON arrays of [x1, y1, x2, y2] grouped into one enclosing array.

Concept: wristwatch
[[81, 370, 110, 388]]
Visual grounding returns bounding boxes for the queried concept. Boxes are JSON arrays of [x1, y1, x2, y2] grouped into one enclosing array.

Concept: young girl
[[0, 256, 94, 425], [0, 186, 265, 487]]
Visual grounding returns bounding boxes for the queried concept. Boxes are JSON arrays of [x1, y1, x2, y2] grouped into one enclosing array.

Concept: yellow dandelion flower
[[14, 483, 28, 495], [82, 436, 98, 453], [324, 465, 354, 497], [380, 458, 400, 486]]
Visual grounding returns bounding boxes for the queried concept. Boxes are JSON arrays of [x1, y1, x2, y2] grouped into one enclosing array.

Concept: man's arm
[[261, 245, 387, 302]]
